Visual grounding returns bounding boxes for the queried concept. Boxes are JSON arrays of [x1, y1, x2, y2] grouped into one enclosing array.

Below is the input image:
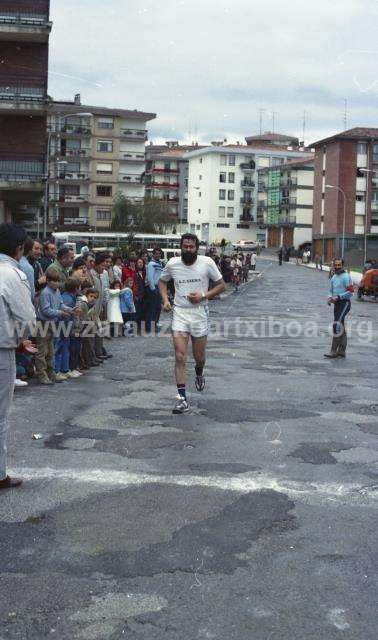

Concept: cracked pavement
[[0, 257, 377, 639]]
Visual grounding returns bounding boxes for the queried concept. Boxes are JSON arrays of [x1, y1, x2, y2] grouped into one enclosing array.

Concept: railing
[[61, 218, 89, 226], [280, 178, 297, 187], [0, 172, 44, 182], [121, 128, 148, 140], [257, 203, 267, 211], [240, 162, 255, 171], [239, 214, 254, 222], [241, 180, 255, 187], [50, 194, 89, 203], [49, 125, 91, 135], [258, 184, 266, 192], [148, 181, 179, 188], [0, 77, 46, 102], [57, 172, 90, 181], [122, 153, 145, 161], [281, 198, 297, 207], [240, 197, 254, 205], [0, 12, 49, 26], [150, 167, 180, 174], [120, 174, 144, 183], [280, 216, 296, 225]]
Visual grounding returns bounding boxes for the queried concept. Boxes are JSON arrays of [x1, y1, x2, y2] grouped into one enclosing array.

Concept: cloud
[[48, 0, 378, 145]]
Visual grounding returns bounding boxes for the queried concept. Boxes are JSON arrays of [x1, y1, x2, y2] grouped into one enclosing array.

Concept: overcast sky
[[49, 0, 378, 146]]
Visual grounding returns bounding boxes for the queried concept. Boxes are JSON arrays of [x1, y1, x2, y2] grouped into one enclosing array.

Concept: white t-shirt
[[160, 256, 223, 308]]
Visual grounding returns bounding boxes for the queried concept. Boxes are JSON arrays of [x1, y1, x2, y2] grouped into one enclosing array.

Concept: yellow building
[[46, 99, 155, 231]]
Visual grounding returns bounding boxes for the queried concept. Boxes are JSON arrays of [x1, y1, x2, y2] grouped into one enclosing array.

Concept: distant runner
[[158, 234, 226, 414]]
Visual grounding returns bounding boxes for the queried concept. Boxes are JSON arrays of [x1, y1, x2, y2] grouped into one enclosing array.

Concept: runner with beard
[[158, 234, 226, 414]]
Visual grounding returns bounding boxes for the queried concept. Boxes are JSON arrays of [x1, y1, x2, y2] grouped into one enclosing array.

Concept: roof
[[277, 155, 314, 170], [185, 145, 312, 160], [49, 101, 156, 121], [245, 131, 299, 143], [147, 149, 191, 160], [310, 127, 378, 148]]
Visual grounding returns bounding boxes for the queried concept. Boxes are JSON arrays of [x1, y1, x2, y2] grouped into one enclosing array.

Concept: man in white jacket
[[0, 224, 36, 489]]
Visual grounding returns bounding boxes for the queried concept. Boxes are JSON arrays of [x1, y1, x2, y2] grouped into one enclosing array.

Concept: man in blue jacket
[[325, 258, 353, 359], [146, 247, 163, 333]]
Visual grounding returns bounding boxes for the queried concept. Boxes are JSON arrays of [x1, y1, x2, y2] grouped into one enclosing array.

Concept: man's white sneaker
[[66, 370, 80, 379], [55, 372, 68, 382], [172, 395, 189, 414], [14, 379, 28, 387]]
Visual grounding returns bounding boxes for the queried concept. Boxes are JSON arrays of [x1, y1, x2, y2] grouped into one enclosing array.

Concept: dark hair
[[83, 252, 95, 262], [113, 256, 123, 265], [84, 287, 99, 296], [46, 269, 61, 282], [65, 277, 80, 293], [0, 223, 27, 258], [180, 233, 199, 249], [95, 252, 108, 266], [152, 246, 161, 255], [57, 246, 72, 260], [23, 236, 35, 256], [72, 257, 85, 270]]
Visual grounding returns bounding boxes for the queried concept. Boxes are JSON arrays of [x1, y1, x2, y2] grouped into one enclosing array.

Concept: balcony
[[0, 76, 47, 113], [50, 124, 92, 137], [149, 167, 180, 175], [281, 197, 297, 208], [0, 11, 52, 42], [280, 215, 296, 226], [257, 203, 267, 211], [0, 155, 45, 190], [240, 162, 255, 172], [120, 128, 148, 141], [56, 172, 90, 182], [280, 178, 297, 188], [50, 194, 90, 204], [240, 197, 254, 205], [241, 180, 255, 188], [147, 181, 179, 189], [121, 152, 146, 162], [120, 174, 144, 184], [239, 214, 254, 223], [258, 183, 267, 192], [60, 217, 89, 227], [54, 147, 91, 158]]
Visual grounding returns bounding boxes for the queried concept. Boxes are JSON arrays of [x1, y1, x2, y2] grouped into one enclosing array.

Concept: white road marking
[[326, 608, 351, 631], [10, 466, 378, 502]]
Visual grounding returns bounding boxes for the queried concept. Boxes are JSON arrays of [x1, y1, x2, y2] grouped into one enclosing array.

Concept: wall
[[0, 114, 46, 156]]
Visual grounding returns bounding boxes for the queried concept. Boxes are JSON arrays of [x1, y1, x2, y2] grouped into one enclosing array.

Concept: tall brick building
[[0, 0, 52, 228], [311, 128, 378, 265]]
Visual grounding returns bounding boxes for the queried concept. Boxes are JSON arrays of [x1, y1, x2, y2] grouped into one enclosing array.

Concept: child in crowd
[[108, 281, 134, 336], [77, 287, 101, 369], [35, 270, 76, 385], [55, 277, 82, 381], [120, 277, 136, 336]]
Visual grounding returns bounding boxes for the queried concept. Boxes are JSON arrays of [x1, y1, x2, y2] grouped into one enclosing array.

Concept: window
[[219, 172, 226, 183], [199, 158, 203, 164], [65, 162, 80, 173], [237, 224, 249, 229], [96, 209, 112, 220], [97, 117, 114, 129], [66, 139, 80, 150], [198, 192, 201, 197], [198, 209, 201, 214], [199, 175, 202, 180], [219, 189, 226, 200], [190, 224, 196, 232], [218, 206, 225, 218], [356, 193, 365, 202], [271, 157, 283, 166], [357, 142, 367, 155], [96, 162, 113, 174], [228, 172, 235, 183], [227, 207, 234, 218], [217, 223, 230, 228], [228, 190, 234, 201], [220, 155, 227, 166], [228, 155, 235, 166], [96, 185, 112, 197], [97, 140, 113, 153], [196, 225, 200, 230]]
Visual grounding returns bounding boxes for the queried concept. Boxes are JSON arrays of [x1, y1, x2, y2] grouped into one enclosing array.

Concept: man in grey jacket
[[0, 224, 36, 489]]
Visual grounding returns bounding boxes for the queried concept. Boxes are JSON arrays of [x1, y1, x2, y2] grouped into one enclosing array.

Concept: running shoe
[[195, 372, 206, 392], [172, 395, 189, 414]]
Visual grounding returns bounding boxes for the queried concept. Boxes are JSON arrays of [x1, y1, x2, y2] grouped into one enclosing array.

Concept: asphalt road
[[0, 258, 377, 640]]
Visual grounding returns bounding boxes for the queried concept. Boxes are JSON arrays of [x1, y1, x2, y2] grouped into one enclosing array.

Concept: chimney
[[74, 93, 81, 105]]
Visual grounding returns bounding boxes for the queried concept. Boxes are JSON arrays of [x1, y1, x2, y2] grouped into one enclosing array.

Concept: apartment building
[[257, 157, 314, 249], [0, 0, 52, 228], [46, 100, 156, 230], [186, 144, 310, 245], [246, 131, 300, 148], [145, 142, 203, 233], [312, 127, 378, 264]]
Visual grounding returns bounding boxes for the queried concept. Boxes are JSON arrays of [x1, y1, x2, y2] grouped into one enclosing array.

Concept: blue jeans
[[146, 289, 162, 333], [55, 337, 70, 373], [0, 349, 15, 480], [69, 337, 81, 371]]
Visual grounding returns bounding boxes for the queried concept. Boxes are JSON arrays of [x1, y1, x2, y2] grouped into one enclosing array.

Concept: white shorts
[[172, 305, 210, 338]]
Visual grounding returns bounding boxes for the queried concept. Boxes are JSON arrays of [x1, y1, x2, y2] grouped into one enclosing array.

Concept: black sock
[[195, 364, 204, 377], [177, 385, 186, 401]]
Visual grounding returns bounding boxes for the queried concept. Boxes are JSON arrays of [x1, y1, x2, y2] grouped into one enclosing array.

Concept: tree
[[111, 193, 172, 234]]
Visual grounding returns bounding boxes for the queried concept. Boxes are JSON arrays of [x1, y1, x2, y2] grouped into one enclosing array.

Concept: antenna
[[259, 108, 265, 135], [272, 111, 276, 135], [343, 99, 348, 130], [302, 110, 306, 147]]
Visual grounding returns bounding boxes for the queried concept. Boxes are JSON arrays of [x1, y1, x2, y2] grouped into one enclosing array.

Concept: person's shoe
[[172, 395, 189, 414], [324, 352, 339, 359], [195, 373, 206, 392], [14, 378, 28, 388], [55, 372, 68, 382], [66, 370, 81, 379], [103, 354, 113, 359], [38, 376, 53, 385], [0, 476, 22, 490], [49, 373, 56, 384]]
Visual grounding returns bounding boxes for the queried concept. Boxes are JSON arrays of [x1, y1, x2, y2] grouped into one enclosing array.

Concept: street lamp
[[325, 184, 347, 259], [43, 112, 93, 238], [359, 168, 375, 263]]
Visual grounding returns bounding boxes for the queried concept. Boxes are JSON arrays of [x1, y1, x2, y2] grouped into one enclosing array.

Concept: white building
[[186, 145, 311, 245]]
